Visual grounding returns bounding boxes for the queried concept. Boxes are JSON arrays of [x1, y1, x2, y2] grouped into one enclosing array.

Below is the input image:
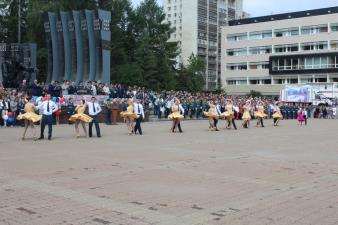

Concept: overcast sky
[[132, 0, 338, 17]]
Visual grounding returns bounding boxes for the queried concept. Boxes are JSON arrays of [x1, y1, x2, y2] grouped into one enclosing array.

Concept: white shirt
[[216, 104, 221, 115], [91, 85, 97, 95], [103, 86, 110, 95], [179, 104, 185, 114], [38, 100, 58, 115], [166, 100, 173, 109], [87, 101, 102, 116], [133, 103, 145, 118]]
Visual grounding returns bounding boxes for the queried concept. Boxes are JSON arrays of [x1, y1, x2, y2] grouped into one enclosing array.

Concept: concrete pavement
[[0, 119, 338, 225]]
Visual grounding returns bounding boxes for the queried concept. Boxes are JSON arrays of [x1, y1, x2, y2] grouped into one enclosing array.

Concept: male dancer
[[87, 97, 102, 138], [134, 99, 145, 135], [38, 94, 57, 140]]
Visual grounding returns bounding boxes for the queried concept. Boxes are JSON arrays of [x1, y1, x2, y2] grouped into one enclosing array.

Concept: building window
[[249, 46, 272, 55], [274, 44, 299, 53], [226, 63, 247, 71], [271, 56, 338, 72], [249, 62, 269, 70], [226, 48, 247, 56], [274, 27, 299, 37], [331, 23, 338, 32], [249, 30, 272, 40], [301, 24, 328, 35], [227, 33, 247, 42], [331, 40, 338, 50], [262, 79, 271, 84], [301, 41, 328, 51], [227, 80, 236, 85], [249, 80, 260, 85]]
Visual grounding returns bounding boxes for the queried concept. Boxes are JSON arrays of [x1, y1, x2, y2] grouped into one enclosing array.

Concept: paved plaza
[[0, 119, 338, 225]]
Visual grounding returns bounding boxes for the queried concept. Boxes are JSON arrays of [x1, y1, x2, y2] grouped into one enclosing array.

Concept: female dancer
[[168, 97, 184, 133], [255, 102, 267, 127], [223, 100, 237, 130], [17, 96, 42, 141], [203, 101, 219, 131], [297, 108, 305, 125], [242, 100, 252, 128], [120, 99, 138, 135], [272, 102, 283, 126], [69, 99, 93, 138]]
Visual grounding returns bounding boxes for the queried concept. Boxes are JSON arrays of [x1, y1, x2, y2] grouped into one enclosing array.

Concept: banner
[[285, 85, 311, 102], [62, 95, 109, 106]]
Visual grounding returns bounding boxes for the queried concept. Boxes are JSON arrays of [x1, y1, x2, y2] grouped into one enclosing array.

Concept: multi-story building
[[163, 0, 244, 90], [221, 6, 338, 95]]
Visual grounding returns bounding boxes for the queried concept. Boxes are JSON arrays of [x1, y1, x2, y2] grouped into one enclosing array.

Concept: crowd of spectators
[[0, 80, 337, 127]]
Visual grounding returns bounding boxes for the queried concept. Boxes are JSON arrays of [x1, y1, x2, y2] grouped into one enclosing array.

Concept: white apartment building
[[221, 7, 338, 95], [163, 0, 244, 90]]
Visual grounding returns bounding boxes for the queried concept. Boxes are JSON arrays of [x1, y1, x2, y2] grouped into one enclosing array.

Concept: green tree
[[0, 0, 28, 43], [247, 90, 262, 98], [133, 0, 179, 90], [177, 54, 205, 92]]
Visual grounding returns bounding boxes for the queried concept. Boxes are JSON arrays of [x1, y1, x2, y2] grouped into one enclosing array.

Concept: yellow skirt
[[168, 112, 184, 120], [254, 111, 267, 118], [203, 112, 219, 119], [17, 112, 42, 123], [273, 112, 283, 119], [69, 113, 93, 123], [222, 111, 234, 118], [120, 111, 138, 119], [242, 111, 251, 121]]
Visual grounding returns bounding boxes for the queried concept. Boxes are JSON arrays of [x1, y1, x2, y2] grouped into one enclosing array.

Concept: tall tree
[[177, 54, 205, 92], [0, 0, 28, 43], [133, 0, 179, 90]]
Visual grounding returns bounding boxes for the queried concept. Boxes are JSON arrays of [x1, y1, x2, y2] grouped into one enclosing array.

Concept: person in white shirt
[[38, 94, 58, 140], [133, 99, 145, 135], [103, 84, 111, 95], [91, 83, 97, 96], [86, 96, 102, 138], [302, 108, 308, 126], [333, 107, 337, 119]]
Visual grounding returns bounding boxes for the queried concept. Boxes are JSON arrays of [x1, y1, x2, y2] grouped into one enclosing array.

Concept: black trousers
[[134, 116, 143, 134], [257, 118, 264, 127], [227, 118, 237, 129], [89, 115, 101, 137], [177, 121, 183, 132], [213, 119, 218, 127], [40, 115, 53, 138]]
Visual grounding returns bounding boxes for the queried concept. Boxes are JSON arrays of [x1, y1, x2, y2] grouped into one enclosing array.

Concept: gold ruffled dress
[[254, 106, 268, 118], [242, 106, 251, 121], [120, 105, 138, 119], [203, 107, 219, 119], [69, 105, 93, 123], [222, 104, 234, 118], [168, 105, 184, 120], [273, 107, 283, 119], [17, 103, 42, 123]]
